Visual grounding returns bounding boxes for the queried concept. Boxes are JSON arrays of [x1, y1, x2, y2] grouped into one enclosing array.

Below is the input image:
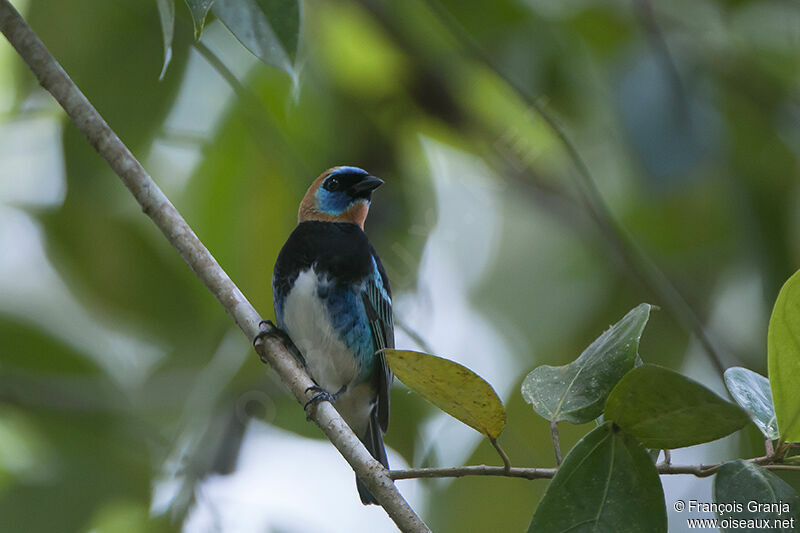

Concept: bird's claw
[[253, 320, 277, 346], [253, 320, 301, 364], [304, 386, 336, 408], [303, 385, 346, 419], [252, 320, 280, 363]]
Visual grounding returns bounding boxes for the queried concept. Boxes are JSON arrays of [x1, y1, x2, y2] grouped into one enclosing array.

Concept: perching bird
[[272, 166, 393, 505]]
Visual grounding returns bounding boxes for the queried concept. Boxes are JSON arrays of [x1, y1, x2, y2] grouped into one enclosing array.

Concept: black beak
[[348, 175, 384, 199]]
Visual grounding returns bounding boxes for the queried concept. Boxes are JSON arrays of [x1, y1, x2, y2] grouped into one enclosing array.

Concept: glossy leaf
[[257, 0, 301, 64], [605, 365, 750, 448], [212, 0, 300, 79], [724, 367, 779, 440], [184, 0, 215, 38], [156, 0, 175, 80], [528, 423, 666, 533], [521, 303, 651, 424], [768, 269, 800, 443], [384, 350, 505, 438], [713, 460, 800, 531]]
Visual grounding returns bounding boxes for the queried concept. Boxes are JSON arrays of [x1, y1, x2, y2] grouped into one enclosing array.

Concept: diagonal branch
[[0, 2, 429, 531]]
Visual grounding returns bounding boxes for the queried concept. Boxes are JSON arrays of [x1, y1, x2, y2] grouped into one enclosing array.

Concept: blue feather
[[314, 187, 353, 214], [316, 280, 376, 382]]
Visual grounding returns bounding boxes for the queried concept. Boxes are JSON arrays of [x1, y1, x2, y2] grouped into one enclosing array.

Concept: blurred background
[[1, 0, 799, 531]]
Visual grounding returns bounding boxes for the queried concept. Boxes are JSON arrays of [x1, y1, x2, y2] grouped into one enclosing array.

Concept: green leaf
[[184, 0, 215, 39], [713, 460, 800, 531], [605, 364, 750, 449], [724, 367, 779, 440], [528, 423, 666, 533], [768, 269, 800, 443], [521, 303, 651, 424], [212, 0, 300, 80], [384, 350, 505, 438], [256, 0, 300, 64], [156, 0, 175, 80]]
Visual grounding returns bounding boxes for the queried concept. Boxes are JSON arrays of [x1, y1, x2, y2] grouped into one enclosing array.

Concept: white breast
[[281, 269, 360, 395], [281, 268, 374, 435]]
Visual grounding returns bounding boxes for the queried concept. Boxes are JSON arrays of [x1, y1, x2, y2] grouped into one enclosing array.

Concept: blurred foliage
[[1, 0, 800, 531]]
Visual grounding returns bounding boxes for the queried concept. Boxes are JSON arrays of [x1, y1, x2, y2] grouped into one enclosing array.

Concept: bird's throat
[[298, 200, 370, 229]]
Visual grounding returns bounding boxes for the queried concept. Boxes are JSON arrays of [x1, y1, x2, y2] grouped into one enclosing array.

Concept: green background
[[1, 0, 799, 531]]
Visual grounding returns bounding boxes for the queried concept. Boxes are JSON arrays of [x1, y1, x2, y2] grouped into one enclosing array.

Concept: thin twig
[[663, 449, 671, 465], [757, 464, 800, 472], [550, 421, 563, 466], [391, 465, 557, 481], [0, 3, 429, 531], [390, 461, 800, 481], [765, 439, 775, 457], [489, 437, 511, 472], [657, 463, 720, 477], [772, 441, 790, 462]]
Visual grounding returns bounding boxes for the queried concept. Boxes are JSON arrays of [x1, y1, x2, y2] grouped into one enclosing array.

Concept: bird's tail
[[356, 408, 388, 505]]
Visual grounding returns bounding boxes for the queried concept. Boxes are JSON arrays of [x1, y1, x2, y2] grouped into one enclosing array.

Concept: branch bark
[[0, 2, 429, 531], [391, 465, 558, 481], [390, 461, 800, 481], [549, 420, 563, 466]]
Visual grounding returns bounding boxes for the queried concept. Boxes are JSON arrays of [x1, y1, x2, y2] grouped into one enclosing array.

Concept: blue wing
[[361, 255, 394, 432]]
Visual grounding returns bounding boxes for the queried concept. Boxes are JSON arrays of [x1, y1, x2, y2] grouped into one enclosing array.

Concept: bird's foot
[[304, 385, 346, 418], [253, 320, 281, 363], [253, 320, 305, 365], [253, 320, 278, 344]]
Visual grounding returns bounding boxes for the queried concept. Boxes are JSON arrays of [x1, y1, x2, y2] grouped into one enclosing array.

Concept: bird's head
[[298, 166, 384, 229]]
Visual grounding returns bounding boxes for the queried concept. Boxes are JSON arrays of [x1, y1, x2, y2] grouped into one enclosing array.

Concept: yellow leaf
[[384, 349, 506, 438]]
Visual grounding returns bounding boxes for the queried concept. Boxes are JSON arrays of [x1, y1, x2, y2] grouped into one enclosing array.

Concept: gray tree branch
[[0, 2, 429, 531]]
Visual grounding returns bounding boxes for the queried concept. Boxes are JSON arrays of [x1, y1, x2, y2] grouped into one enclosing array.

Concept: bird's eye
[[324, 177, 340, 191]]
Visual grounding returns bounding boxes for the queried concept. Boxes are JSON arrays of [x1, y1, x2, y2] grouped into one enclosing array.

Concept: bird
[[271, 166, 394, 505]]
